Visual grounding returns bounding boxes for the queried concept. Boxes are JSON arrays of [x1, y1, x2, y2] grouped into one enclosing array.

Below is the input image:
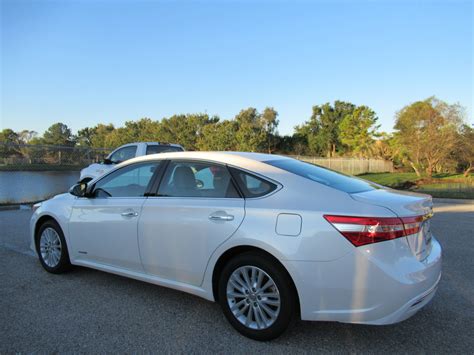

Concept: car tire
[[218, 251, 297, 341], [35, 220, 72, 274]]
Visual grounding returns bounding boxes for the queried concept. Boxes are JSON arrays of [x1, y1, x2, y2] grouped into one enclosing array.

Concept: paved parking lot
[[1, 202, 473, 353]]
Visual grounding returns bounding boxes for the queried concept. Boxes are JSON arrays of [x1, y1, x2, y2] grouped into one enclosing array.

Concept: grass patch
[[358, 172, 420, 188], [358, 172, 474, 199], [416, 183, 474, 199]]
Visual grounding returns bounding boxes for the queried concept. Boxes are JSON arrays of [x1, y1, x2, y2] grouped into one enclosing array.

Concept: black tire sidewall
[[35, 220, 71, 274], [218, 252, 296, 341]]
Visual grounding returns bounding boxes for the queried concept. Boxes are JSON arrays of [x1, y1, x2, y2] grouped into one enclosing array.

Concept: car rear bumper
[[287, 236, 442, 324]]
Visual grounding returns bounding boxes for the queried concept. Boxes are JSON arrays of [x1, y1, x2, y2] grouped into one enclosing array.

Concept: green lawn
[[357, 172, 420, 188], [358, 172, 474, 199]]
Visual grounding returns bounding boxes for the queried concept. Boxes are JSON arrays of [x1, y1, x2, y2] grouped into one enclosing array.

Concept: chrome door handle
[[121, 211, 138, 217], [209, 213, 234, 221]]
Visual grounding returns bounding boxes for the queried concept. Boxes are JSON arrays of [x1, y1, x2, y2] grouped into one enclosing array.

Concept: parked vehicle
[[31, 152, 441, 340], [79, 142, 184, 182]]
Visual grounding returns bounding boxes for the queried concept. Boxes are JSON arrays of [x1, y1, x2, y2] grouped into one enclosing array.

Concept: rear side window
[[146, 145, 184, 154], [230, 168, 277, 198], [158, 161, 240, 198], [264, 159, 376, 194]]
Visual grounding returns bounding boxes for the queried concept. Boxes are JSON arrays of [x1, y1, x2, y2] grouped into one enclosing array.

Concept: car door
[[138, 160, 245, 286], [69, 161, 162, 271]]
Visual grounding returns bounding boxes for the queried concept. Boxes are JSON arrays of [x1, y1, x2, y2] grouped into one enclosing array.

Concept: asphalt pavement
[[0, 202, 473, 353]]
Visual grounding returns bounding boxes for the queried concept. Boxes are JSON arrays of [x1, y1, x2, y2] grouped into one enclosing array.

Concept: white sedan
[[30, 152, 442, 340]]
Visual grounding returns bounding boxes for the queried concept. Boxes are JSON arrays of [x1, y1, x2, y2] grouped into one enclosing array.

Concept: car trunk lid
[[351, 188, 434, 260]]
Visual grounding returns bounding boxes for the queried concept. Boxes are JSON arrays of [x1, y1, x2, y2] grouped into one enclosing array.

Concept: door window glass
[[158, 161, 240, 198], [109, 146, 137, 163], [231, 168, 277, 198], [93, 162, 160, 197]]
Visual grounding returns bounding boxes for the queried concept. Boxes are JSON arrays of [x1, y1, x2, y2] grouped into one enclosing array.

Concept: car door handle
[[121, 211, 138, 217], [209, 213, 234, 221]]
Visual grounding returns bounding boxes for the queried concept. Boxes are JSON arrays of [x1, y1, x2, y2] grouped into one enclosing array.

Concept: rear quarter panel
[[200, 175, 399, 298]]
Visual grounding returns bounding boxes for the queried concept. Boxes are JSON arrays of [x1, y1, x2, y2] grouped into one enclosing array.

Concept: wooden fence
[[288, 156, 394, 175]]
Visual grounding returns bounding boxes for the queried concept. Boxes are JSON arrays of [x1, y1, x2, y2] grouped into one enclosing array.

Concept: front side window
[[158, 161, 240, 198], [264, 158, 377, 194], [109, 146, 137, 164], [146, 145, 184, 154], [93, 162, 160, 197]]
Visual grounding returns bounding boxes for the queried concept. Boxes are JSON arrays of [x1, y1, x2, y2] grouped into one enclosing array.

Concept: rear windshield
[[146, 145, 184, 154], [264, 159, 377, 194]]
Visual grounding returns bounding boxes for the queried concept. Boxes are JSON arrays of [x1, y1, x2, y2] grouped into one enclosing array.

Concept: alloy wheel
[[39, 227, 62, 268], [226, 265, 281, 330]]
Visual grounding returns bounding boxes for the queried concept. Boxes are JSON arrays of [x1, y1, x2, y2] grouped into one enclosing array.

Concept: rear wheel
[[35, 220, 72, 274], [218, 252, 297, 341]]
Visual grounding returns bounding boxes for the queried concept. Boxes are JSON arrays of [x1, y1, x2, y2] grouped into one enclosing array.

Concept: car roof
[[120, 151, 292, 167], [142, 142, 183, 147], [119, 142, 182, 147]]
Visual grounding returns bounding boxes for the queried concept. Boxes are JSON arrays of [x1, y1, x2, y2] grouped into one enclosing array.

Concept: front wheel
[[35, 220, 72, 274], [218, 252, 297, 341]]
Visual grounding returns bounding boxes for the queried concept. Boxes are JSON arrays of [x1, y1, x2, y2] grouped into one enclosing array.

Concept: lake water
[[0, 171, 79, 204]]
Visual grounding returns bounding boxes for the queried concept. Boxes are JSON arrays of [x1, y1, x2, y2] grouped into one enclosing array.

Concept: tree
[[77, 124, 116, 147], [454, 124, 474, 177], [123, 118, 160, 142], [234, 108, 266, 152], [156, 114, 217, 150], [339, 106, 380, 157], [76, 127, 95, 147], [42, 122, 76, 146], [261, 107, 279, 153], [294, 101, 356, 157], [197, 120, 238, 151], [0, 128, 20, 144], [275, 134, 306, 155], [393, 97, 463, 177], [371, 133, 397, 161], [0, 129, 21, 158], [18, 130, 37, 143]]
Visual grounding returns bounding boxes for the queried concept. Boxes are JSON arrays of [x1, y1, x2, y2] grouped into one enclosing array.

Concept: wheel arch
[[211, 245, 301, 315], [34, 215, 61, 241]]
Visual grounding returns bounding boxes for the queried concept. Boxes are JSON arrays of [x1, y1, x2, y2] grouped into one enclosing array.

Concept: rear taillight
[[324, 215, 424, 247]]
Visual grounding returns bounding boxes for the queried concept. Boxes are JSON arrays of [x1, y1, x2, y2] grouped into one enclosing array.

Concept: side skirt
[[73, 259, 214, 301]]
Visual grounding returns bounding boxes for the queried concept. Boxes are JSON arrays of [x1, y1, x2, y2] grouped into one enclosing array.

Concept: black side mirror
[[69, 182, 88, 197], [103, 158, 113, 165]]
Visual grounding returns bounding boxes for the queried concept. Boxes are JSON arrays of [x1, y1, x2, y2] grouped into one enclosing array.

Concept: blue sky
[[1, 0, 472, 136]]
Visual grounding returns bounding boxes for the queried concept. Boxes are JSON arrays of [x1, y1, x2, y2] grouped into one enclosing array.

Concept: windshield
[[264, 158, 378, 194]]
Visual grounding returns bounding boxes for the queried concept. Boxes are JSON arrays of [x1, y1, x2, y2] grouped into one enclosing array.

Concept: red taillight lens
[[400, 215, 423, 235], [324, 215, 424, 247]]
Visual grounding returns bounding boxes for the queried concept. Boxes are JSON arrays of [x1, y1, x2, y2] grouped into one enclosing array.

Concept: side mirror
[[103, 158, 113, 165], [69, 182, 88, 197]]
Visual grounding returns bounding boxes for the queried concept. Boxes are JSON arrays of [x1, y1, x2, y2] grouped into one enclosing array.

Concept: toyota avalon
[[30, 152, 442, 340]]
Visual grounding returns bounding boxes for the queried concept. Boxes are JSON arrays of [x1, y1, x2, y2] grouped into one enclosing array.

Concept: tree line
[[1, 96, 472, 177]]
